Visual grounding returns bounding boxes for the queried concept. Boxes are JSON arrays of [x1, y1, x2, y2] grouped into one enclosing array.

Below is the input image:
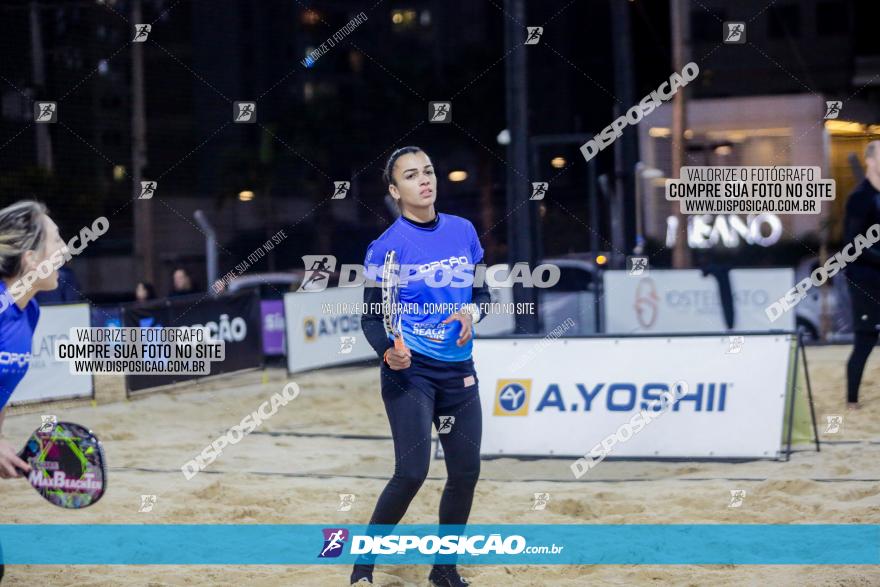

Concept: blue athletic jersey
[[365, 213, 484, 362], [0, 281, 40, 411]]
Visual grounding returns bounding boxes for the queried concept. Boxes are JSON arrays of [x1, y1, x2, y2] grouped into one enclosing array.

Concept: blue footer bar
[[0, 525, 877, 565]]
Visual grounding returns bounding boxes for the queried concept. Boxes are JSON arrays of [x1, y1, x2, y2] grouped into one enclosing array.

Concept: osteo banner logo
[[634, 277, 659, 328], [494, 379, 531, 416], [319, 528, 349, 558]]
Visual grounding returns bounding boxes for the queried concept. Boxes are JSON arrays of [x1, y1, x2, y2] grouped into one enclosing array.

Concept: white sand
[[2, 345, 879, 586]]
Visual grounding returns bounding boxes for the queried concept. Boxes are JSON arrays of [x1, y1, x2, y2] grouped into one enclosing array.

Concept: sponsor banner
[[603, 268, 795, 333], [11, 304, 94, 405], [475, 334, 791, 458], [260, 300, 286, 355], [122, 290, 263, 393], [0, 524, 875, 564], [284, 286, 374, 373]]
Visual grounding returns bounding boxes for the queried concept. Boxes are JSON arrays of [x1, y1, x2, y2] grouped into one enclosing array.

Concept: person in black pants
[[350, 147, 490, 587], [844, 141, 880, 409]]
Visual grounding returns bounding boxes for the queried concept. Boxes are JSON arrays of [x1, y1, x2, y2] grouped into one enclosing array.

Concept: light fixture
[[595, 255, 608, 265], [714, 145, 733, 156], [448, 170, 468, 182], [301, 10, 320, 25], [550, 156, 566, 169], [648, 127, 671, 138], [239, 190, 255, 202], [113, 165, 126, 181], [391, 9, 417, 27], [825, 120, 867, 135]]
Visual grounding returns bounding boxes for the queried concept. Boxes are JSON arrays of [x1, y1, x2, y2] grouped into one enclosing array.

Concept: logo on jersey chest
[[418, 255, 469, 274]]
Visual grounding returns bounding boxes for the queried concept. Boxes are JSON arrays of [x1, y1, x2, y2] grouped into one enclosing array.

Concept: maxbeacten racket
[[17, 421, 106, 508], [382, 249, 407, 351]]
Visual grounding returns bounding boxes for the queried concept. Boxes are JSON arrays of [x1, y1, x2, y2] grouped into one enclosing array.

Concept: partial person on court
[[0, 200, 66, 477], [844, 140, 880, 409]]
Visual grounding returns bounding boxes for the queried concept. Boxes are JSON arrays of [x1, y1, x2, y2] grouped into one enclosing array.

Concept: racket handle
[[394, 335, 407, 351]]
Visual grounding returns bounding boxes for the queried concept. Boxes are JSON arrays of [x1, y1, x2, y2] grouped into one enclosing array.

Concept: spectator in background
[[34, 266, 82, 305], [134, 281, 156, 302], [170, 267, 196, 297]]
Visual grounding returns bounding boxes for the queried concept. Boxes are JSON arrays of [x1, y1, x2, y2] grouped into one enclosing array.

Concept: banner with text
[[11, 303, 94, 405], [475, 334, 791, 458], [603, 268, 795, 334], [122, 291, 263, 393]]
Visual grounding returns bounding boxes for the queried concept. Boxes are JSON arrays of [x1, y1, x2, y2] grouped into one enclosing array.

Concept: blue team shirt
[[365, 213, 484, 362], [0, 280, 40, 411]]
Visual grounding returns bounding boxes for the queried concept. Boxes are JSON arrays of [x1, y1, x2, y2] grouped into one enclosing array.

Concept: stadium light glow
[[825, 120, 870, 135], [448, 170, 468, 182], [238, 191, 255, 202], [550, 156, 566, 168], [596, 255, 608, 265]]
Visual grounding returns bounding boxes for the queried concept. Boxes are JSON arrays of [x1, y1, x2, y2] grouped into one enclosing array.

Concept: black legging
[[847, 330, 879, 403], [369, 378, 481, 526], [352, 355, 482, 579]]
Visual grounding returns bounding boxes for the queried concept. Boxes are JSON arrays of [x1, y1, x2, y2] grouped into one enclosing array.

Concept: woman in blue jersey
[[0, 201, 66, 479], [351, 147, 490, 587]]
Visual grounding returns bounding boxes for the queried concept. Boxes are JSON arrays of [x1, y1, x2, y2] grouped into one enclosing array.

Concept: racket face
[[19, 421, 106, 509], [382, 249, 401, 339]]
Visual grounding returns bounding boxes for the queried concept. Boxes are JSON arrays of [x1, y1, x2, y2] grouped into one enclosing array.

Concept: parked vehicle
[[794, 256, 852, 342], [226, 271, 303, 299], [539, 255, 604, 335]]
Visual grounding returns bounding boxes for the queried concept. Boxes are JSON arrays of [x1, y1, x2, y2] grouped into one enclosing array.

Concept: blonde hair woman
[[0, 200, 66, 478]]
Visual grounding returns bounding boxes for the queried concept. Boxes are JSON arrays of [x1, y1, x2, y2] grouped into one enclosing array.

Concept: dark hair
[[136, 281, 156, 300], [382, 146, 424, 188]]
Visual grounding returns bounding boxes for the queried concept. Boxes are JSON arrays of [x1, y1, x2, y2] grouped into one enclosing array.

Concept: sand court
[[1, 345, 879, 586]]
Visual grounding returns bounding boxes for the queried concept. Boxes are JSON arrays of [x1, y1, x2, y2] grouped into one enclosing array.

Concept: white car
[[472, 255, 604, 337], [539, 256, 602, 335]]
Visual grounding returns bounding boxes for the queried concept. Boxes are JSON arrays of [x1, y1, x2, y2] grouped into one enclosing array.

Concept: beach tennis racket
[[16, 421, 106, 509], [382, 249, 407, 351]]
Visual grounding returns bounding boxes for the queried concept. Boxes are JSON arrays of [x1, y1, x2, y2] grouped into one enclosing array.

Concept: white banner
[[475, 334, 791, 458], [284, 287, 375, 373], [11, 304, 94, 405], [603, 268, 795, 333]]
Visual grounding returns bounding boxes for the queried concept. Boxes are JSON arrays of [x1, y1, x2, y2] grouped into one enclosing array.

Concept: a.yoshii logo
[[494, 379, 531, 416]]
